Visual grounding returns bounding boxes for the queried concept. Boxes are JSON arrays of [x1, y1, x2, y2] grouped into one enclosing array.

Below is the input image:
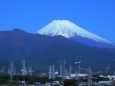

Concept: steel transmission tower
[[29, 65, 32, 76], [49, 65, 52, 79], [60, 64, 62, 77], [9, 62, 14, 82], [48, 65, 55, 79], [52, 65, 55, 79], [87, 67, 93, 86], [69, 65, 72, 79], [75, 60, 81, 80], [63, 60, 66, 79], [21, 60, 27, 75]]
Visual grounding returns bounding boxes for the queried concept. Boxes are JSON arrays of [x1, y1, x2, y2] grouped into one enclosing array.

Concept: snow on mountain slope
[[36, 20, 113, 45]]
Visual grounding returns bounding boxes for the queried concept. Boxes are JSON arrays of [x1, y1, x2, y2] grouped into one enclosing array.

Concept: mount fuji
[[37, 20, 114, 48]]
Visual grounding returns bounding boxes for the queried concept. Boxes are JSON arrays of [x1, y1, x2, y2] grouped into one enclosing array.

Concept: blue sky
[[0, 0, 115, 42]]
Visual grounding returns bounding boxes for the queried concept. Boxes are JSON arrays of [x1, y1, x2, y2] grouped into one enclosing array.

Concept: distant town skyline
[[0, 0, 115, 43]]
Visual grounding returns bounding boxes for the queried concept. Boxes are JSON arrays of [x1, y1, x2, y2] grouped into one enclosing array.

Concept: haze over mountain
[[37, 20, 115, 48]]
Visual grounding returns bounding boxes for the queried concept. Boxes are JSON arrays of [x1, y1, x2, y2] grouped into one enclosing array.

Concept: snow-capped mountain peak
[[36, 20, 113, 45]]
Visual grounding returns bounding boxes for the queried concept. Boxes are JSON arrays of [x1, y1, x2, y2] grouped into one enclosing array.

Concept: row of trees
[[0, 74, 110, 85]]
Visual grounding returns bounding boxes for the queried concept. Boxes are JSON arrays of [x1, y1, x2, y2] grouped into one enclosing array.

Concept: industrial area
[[0, 60, 115, 86]]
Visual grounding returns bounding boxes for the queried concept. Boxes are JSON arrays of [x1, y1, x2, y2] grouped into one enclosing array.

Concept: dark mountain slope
[[0, 29, 115, 71]]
